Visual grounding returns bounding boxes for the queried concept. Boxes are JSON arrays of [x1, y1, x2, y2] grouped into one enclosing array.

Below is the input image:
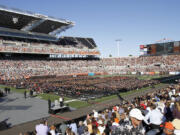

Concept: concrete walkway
[[0, 92, 49, 126]]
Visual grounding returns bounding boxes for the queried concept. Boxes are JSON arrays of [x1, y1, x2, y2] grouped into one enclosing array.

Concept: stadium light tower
[[115, 39, 122, 57]]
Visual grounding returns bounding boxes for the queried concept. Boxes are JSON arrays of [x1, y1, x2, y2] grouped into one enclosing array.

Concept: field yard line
[[64, 99, 80, 103]]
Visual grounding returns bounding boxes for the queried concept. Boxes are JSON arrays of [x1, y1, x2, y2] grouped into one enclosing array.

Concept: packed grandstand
[[0, 5, 180, 135], [0, 55, 180, 81]]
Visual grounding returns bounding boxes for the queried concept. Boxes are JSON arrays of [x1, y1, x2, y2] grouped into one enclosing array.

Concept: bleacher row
[[0, 55, 180, 80], [0, 38, 100, 55]]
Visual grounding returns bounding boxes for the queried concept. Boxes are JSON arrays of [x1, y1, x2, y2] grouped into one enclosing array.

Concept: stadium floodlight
[[115, 39, 122, 57]]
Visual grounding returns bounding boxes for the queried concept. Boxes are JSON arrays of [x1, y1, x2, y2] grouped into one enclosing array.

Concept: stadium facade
[[140, 41, 180, 56], [0, 5, 100, 60]]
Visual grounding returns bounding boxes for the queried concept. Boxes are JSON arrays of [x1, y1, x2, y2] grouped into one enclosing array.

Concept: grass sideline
[[0, 85, 27, 93], [93, 74, 170, 80], [137, 75, 169, 80], [37, 93, 72, 102]]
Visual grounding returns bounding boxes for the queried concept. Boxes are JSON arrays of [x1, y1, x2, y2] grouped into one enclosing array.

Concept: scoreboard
[[140, 41, 180, 56]]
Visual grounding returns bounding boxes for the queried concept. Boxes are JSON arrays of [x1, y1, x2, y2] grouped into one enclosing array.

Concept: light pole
[[115, 39, 122, 57]]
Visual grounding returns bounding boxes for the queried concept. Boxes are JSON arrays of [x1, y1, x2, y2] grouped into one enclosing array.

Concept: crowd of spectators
[[1, 55, 180, 81], [19, 83, 180, 135], [0, 76, 158, 98], [0, 60, 103, 80], [0, 39, 99, 56], [102, 55, 180, 74]]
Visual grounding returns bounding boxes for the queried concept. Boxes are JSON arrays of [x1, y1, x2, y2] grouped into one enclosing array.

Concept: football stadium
[[0, 2, 180, 135]]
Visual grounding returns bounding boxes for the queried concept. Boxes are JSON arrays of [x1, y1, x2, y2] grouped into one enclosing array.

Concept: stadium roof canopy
[[59, 36, 97, 49], [0, 5, 75, 37]]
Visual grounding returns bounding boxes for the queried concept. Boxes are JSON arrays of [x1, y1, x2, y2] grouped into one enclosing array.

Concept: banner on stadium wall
[[119, 72, 127, 74], [175, 72, 180, 75], [70, 73, 88, 76], [95, 72, 105, 75], [169, 72, 176, 75], [143, 72, 148, 75], [146, 72, 150, 75], [149, 72, 155, 75], [145, 72, 154, 75], [88, 73, 95, 76], [155, 72, 160, 74], [131, 72, 137, 75]]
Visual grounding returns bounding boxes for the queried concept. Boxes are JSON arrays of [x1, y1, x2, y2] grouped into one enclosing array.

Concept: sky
[[0, 0, 180, 57]]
